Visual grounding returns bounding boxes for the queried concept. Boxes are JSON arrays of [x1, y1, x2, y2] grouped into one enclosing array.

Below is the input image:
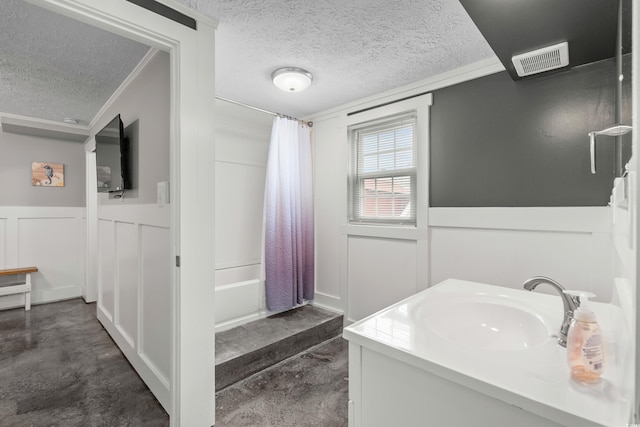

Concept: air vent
[[511, 42, 569, 77]]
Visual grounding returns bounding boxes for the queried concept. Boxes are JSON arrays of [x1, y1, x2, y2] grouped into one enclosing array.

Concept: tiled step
[[215, 305, 343, 391]]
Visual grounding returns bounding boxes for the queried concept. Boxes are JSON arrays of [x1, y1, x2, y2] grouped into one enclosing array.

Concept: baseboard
[[312, 291, 343, 314], [33, 285, 82, 303], [0, 285, 82, 311]]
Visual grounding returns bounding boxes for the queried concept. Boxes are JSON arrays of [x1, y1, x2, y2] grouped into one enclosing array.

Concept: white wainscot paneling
[[140, 225, 171, 385], [15, 216, 83, 305], [99, 219, 115, 320], [348, 236, 417, 322], [430, 227, 613, 301], [313, 116, 347, 310], [214, 161, 265, 269], [97, 203, 171, 411], [115, 221, 138, 347]]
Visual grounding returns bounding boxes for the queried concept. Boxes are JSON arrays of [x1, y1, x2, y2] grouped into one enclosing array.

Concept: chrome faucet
[[522, 276, 579, 347]]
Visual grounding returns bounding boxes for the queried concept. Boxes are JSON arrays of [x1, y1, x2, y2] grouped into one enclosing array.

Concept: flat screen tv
[[95, 114, 131, 192]]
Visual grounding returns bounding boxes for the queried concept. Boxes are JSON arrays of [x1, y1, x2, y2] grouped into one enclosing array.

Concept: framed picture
[[32, 162, 64, 187]]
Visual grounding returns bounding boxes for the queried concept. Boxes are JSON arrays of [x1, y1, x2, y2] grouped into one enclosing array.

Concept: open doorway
[[6, 1, 217, 425]]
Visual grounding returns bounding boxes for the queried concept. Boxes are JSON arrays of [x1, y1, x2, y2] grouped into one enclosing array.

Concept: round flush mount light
[[63, 118, 79, 125], [271, 67, 313, 93]]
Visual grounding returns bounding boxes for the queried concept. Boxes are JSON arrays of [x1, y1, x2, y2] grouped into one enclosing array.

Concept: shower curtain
[[264, 116, 314, 311]]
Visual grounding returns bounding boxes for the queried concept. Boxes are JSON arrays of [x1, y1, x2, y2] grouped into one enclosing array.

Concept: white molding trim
[[0, 113, 91, 142], [341, 225, 429, 241], [0, 206, 85, 218], [84, 151, 98, 302], [307, 57, 503, 122], [428, 207, 612, 233], [29, 1, 218, 425], [312, 291, 343, 315], [33, 284, 82, 302], [0, 285, 82, 310], [89, 48, 160, 129], [0, 111, 89, 131], [632, 1, 640, 419], [98, 203, 170, 228]]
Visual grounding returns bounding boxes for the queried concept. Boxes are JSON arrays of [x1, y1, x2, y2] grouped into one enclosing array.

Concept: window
[[348, 111, 417, 225]]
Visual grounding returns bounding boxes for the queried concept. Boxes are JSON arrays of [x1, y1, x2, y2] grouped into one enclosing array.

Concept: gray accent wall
[[93, 50, 169, 205], [430, 58, 617, 207], [0, 132, 85, 207]]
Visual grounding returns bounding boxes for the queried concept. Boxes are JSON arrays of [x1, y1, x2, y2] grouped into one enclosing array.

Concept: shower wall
[[214, 100, 273, 331]]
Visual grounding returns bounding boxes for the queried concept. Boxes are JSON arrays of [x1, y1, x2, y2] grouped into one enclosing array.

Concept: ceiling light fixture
[[63, 118, 79, 125], [271, 67, 313, 93]]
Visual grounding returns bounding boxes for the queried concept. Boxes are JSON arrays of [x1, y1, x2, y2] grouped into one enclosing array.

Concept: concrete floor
[[0, 298, 348, 426], [216, 305, 343, 391], [216, 336, 348, 427], [0, 299, 169, 426]]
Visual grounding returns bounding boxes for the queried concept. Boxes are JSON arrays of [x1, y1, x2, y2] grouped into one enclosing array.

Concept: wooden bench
[[0, 267, 38, 310]]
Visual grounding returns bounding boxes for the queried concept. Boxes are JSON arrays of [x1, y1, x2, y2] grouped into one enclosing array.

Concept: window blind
[[348, 111, 417, 225]]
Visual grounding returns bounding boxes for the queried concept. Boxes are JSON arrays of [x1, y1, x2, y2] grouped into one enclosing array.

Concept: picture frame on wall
[[32, 162, 64, 187]]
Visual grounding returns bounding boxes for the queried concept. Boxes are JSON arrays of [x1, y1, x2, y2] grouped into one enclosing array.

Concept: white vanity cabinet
[[343, 279, 631, 427], [347, 342, 565, 427]]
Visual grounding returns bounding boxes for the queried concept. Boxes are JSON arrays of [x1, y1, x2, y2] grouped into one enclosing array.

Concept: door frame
[[29, 1, 217, 425]]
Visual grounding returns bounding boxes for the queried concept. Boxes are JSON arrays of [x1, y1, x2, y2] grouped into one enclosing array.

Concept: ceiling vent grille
[[511, 42, 569, 77]]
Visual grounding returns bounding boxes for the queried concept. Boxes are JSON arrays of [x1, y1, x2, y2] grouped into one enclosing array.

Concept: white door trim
[[31, 1, 217, 425]]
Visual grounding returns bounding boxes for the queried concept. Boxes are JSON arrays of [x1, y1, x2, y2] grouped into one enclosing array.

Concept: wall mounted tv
[[95, 114, 131, 193]]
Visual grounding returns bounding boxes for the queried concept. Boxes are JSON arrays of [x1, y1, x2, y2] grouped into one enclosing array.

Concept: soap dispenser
[[564, 291, 605, 384]]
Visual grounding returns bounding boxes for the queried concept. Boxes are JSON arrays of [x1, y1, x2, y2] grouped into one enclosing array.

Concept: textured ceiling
[[176, 0, 496, 117], [0, 0, 495, 125], [0, 0, 150, 125]]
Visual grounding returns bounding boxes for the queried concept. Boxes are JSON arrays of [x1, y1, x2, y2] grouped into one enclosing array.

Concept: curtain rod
[[215, 96, 313, 127]]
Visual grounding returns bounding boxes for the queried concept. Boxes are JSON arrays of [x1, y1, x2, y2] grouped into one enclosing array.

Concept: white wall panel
[[115, 221, 138, 346], [0, 207, 84, 310], [348, 236, 417, 322], [313, 116, 346, 305], [430, 227, 614, 301], [17, 216, 83, 302], [140, 225, 171, 384], [214, 162, 265, 269], [99, 219, 115, 320], [97, 204, 171, 411]]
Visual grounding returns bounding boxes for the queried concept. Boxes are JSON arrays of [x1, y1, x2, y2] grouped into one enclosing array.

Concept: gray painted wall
[[430, 58, 617, 207], [0, 131, 85, 207], [92, 50, 169, 205]]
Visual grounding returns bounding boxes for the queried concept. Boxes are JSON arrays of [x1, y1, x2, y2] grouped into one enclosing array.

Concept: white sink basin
[[417, 297, 552, 350], [344, 279, 630, 427]]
